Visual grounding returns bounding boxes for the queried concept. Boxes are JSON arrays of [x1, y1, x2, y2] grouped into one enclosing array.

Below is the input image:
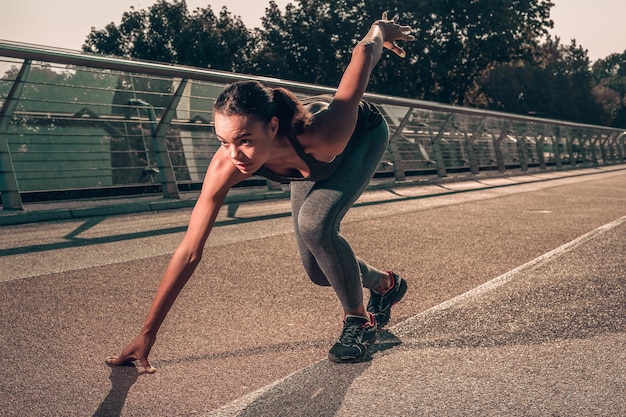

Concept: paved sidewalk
[[209, 216, 626, 417], [0, 166, 624, 417]]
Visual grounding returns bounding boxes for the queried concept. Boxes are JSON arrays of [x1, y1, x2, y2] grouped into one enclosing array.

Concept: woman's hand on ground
[[105, 333, 157, 373]]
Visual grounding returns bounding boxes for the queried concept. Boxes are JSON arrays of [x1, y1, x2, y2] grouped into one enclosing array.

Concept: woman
[[107, 12, 414, 368]]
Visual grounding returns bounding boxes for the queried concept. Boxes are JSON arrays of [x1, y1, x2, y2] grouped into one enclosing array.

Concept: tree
[[81, 0, 557, 108], [474, 36, 603, 125], [82, 0, 251, 72], [246, 0, 554, 103], [591, 51, 626, 127], [243, 1, 365, 87], [390, 0, 554, 104]]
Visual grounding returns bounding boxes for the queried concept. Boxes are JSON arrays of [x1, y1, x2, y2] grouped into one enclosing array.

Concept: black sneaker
[[328, 314, 377, 363], [367, 271, 407, 329]]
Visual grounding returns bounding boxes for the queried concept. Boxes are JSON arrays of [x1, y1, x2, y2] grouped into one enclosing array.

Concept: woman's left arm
[[316, 12, 414, 154]]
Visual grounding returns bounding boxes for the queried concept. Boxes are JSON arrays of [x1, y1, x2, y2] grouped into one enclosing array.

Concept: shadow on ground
[[233, 331, 401, 417]]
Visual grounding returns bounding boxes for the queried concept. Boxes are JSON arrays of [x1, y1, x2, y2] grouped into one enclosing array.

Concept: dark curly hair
[[213, 80, 313, 136]]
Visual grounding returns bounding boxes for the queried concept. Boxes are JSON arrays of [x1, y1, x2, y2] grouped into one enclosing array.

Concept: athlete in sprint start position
[[107, 12, 414, 367]]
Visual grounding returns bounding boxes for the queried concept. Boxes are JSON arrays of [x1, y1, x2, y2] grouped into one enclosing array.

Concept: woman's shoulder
[[301, 94, 334, 105], [301, 94, 372, 115], [301, 94, 332, 117], [203, 147, 250, 191]]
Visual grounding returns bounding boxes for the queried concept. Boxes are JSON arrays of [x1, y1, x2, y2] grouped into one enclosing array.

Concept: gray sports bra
[[254, 95, 383, 183]]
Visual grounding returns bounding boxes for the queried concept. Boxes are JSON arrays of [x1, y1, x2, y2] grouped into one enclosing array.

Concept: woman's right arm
[[106, 147, 249, 372]]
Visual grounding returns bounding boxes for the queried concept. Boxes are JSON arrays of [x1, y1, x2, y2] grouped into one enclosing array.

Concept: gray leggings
[[290, 120, 390, 312]]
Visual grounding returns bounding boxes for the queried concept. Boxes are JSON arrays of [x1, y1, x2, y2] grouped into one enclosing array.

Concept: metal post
[[589, 134, 600, 167], [466, 118, 485, 175], [535, 133, 546, 170], [606, 131, 619, 163], [516, 133, 528, 172], [492, 120, 512, 173], [598, 135, 608, 165], [553, 128, 564, 170], [615, 133, 625, 162], [431, 113, 454, 178], [152, 79, 189, 199], [386, 107, 414, 182], [0, 60, 31, 210], [565, 130, 576, 168], [578, 132, 589, 168]]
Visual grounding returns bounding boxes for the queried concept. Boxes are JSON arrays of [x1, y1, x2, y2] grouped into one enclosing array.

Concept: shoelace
[[338, 321, 366, 344]]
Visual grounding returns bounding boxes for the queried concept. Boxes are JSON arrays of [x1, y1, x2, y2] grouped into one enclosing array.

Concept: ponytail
[[272, 87, 313, 136], [214, 80, 312, 136]]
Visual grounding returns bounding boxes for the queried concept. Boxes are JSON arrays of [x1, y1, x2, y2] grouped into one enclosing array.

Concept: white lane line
[[203, 214, 626, 417], [392, 215, 626, 336]]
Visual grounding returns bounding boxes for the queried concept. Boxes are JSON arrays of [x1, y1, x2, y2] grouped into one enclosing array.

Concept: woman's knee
[[296, 210, 334, 249]]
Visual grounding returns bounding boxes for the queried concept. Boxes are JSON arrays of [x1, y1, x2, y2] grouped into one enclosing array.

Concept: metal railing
[[1, 40, 625, 210]]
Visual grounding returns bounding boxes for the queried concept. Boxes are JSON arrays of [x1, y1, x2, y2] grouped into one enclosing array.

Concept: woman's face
[[214, 112, 279, 174]]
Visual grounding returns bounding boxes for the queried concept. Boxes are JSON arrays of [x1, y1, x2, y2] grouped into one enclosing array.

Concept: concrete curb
[[1, 166, 624, 226]]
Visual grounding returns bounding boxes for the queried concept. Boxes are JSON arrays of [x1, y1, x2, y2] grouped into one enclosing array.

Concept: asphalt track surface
[[1, 167, 624, 416]]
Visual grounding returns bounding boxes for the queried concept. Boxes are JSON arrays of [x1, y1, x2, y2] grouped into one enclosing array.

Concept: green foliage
[[241, 0, 366, 86], [399, 0, 554, 104], [81, 0, 555, 102], [591, 52, 626, 127], [241, 0, 556, 105], [75, 0, 623, 126], [477, 36, 603, 125], [82, 0, 251, 71]]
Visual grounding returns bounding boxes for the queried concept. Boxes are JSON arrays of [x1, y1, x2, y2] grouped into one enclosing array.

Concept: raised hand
[[374, 11, 415, 58]]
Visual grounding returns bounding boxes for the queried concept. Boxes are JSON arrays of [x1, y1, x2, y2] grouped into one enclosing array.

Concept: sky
[[0, 0, 624, 63]]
